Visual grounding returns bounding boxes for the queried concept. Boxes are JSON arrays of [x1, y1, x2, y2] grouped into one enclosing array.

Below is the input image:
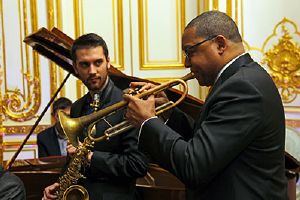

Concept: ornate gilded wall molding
[[5, 125, 49, 135], [2, 76, 40, 122], [0, 127, 3, 164], [262, 18, 300, 103], [0, 63, 4, 125], [286, 119, 300, 128], [0, 9, 3, 163], [4, 148, 37, 160], [138, 0, 186, 70], [0, 0, 41, 122]]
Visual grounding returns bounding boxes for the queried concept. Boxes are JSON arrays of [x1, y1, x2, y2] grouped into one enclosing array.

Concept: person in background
[[37, 97, 72, 157], [42, 33, 148, 200], [124, 10, 288, 200]]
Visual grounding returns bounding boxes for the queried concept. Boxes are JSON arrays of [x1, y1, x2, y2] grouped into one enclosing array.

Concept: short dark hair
[[186, 10, 242, 43], [71, 33, 109, 63], [52, 97, 72, 115]]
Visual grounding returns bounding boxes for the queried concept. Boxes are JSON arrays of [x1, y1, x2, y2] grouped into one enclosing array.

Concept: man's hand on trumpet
[[128, 82, 169, 106], [124, 82, 170, 127]]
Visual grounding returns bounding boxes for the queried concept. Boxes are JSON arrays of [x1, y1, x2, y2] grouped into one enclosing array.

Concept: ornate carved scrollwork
[[262, 18, 300, 103], [0, 64, 4, 124], [0, 1, 41, 123], [2, 72, 41, 122]]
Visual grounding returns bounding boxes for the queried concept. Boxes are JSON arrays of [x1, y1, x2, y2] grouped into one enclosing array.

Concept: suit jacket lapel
[[71, 94, 89, 118], [197, 53, 254, 124], [98, 79, 115, 109], [205, 53, 253, 102], [49, 127, 61, 155]]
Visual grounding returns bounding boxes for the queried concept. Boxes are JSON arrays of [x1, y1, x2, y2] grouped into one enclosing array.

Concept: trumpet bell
[[58, 110, 82, 147]]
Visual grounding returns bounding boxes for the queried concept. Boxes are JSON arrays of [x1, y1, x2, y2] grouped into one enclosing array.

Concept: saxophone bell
[[62, 185, 89, 200]]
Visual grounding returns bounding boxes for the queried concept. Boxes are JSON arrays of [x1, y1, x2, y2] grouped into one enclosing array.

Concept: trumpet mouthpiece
[[181, 72, 195, 81]]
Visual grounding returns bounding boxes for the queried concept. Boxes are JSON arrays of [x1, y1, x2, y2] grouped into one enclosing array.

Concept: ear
[[214, 35, 227, 55], [53, 110, 59, 122], [106, 57, 111, 69], [73, 63, 79, 74]]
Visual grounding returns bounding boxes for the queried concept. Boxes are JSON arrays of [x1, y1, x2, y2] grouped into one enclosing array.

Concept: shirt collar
[[55, 126, 67, 140]]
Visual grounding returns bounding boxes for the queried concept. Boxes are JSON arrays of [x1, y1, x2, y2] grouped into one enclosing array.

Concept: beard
[[84, 75, 106, 91]]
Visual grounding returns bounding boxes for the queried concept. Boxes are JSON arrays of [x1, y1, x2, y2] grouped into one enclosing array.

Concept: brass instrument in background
[[56, 72, 195, 200]]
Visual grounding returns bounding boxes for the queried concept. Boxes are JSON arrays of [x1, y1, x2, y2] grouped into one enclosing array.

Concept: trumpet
[[59, 72, 194, 147], [56, 72, 194, 200]]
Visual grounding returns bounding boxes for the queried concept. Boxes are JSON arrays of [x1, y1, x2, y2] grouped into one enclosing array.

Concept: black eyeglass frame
[[183, 35, 217, 59]]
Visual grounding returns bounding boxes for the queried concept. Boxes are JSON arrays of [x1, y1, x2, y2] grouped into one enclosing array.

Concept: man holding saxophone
[[42, 33, 148, 200], [124, 11, 288, 200]]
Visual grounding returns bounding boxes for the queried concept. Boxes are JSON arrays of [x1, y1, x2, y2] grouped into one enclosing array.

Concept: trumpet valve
[[127, 87, 141, 95], [105, 133, 110, 140]]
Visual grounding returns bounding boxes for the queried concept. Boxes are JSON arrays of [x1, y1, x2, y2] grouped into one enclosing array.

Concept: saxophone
[[57, 119, 133, 200], [56, 136, 93, 200], [56, 94, 100, 200]]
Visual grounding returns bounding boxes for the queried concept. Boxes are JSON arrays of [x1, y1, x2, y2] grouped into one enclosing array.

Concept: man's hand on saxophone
[[66, 142, 77, 156], [42, 141, 93, 200], [42, 142, 74, 200], [66, 141, 93, 161], [42, 182, 59, 200]]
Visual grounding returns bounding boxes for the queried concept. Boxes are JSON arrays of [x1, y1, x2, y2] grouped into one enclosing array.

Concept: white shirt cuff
[[138, 116, 158, 142]]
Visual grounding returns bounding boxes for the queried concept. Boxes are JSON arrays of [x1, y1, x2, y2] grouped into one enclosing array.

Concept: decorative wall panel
[[262, 19, 300, 104], [0, 0, 40, 123], [138, 0, 185, 69]]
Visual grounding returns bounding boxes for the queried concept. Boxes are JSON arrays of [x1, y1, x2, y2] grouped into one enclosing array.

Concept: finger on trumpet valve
[[129, 87, 141, 95], [123, 87, 141, 95]]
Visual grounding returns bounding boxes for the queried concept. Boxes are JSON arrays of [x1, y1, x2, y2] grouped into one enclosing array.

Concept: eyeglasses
[[183, 35, 217, 59]]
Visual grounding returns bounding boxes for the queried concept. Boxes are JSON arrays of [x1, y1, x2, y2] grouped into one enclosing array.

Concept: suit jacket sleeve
[[139, 78, 263, 188], [88, 127, 149, 180], [0, 166, 26, 199], [166, 107, 195, 141]]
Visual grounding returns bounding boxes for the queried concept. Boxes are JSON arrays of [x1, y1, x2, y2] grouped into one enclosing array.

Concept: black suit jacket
[[37, 126, 61, 157], [70, 79, 148, 200], [139, 53, 288, 200], [0, 165, 26, 200]]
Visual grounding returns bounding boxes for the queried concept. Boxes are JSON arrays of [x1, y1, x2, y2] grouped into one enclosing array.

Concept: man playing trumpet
[[124, 10, 288, 200]]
